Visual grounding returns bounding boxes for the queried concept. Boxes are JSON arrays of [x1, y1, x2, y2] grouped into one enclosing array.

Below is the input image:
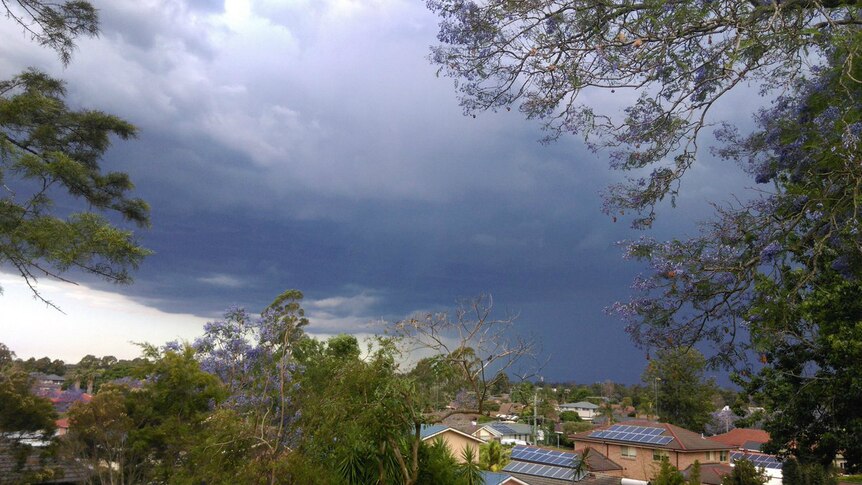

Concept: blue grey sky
[[0, 0, 757, 383]]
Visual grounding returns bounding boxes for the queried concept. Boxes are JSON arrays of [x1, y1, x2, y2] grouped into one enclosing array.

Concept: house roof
[[683, 463, 733, 485], [708, 428, 770, 449], [420, 424, 484, 444], [482, 471, 530, 485], [572, 420, 732, 452], [0, 441, 89, 483], [479, 422, 534, 437], [574, 447, 623, 472], [560, 401, 599, 410]]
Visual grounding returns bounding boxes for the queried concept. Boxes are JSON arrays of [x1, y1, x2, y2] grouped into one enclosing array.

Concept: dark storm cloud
[[0, 0, 761, 382]]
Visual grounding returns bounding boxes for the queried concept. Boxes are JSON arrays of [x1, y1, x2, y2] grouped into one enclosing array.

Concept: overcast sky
[[0, 0, 758, 383]]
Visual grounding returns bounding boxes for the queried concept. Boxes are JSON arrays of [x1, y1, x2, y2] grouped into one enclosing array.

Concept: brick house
[[571, 421, 734, 482]]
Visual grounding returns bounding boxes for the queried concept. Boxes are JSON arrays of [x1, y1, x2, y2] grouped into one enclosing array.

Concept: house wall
[[575, 442, 728, 482], [432, 430, 484, 463]]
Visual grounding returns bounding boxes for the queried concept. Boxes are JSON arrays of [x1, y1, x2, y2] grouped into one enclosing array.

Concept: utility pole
[[533, 386, 538, 445], [654, 377, 661, 421]]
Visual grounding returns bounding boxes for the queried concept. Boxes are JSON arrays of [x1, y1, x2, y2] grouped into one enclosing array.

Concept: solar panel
[[588, 425, 672, 446], [491, 422, 516, 435], [504, 461, 580, 481], [731, 452, 782, 469], [510, 446, 579, 468]]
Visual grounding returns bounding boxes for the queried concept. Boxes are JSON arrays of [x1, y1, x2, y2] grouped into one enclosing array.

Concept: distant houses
[[557, 401, 600, 421]]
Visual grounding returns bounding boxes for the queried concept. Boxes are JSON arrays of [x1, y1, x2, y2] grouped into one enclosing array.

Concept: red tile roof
[[708, 428, 770, 448]]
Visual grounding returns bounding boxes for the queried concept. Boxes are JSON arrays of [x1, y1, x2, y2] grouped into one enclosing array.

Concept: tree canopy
[[1, 1, 149, 306], [429, 0, 862, 470]]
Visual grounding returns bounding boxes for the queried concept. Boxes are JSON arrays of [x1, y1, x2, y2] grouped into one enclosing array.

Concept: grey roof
[[482, 471, 522, 485], [420, 424, 448, 440], [560, 401, 599, 409]]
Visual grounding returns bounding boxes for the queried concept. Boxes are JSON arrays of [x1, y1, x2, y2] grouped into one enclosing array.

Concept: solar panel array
[[490, 422, 517, 435], [510, 446, 578, 468], [504, 461, 579, 481], [731, 452, 782, 469], [588, 425, 674, 445]]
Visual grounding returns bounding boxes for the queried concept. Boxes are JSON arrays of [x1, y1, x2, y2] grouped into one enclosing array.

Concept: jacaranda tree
[[428, 0, 862, 470]]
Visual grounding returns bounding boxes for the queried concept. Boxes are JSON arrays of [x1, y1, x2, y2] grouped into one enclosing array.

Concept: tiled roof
[[0, 441, 89, 483], [708, 428, 770, 448], [574, 447, 623, 472], [572, 420, 732, 451], [683, 463, 733, 485]]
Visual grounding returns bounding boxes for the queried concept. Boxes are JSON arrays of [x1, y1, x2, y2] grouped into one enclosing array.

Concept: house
[[502, 445, 622, 485], [420, 424, 485, 463], [30, 373, 65, 393], [473, 422, 534, 444], [558, 402, 600, 421], [571, 421, 734, 482], [708, 428, 769, 452], [681, 462, 734, 485], [33, 389, 92, 414], [708, 428, 782, 485], [0, 439, 89, 483]]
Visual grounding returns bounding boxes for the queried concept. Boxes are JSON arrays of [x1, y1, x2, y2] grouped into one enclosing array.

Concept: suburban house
[[502, 445, 622, 485], [708, 428, 782, 485], [557, 401, 600, 421], [708, 428, 769, 452], [571, 421, 735, 482], [473, 422, 534, 444], [420, 424, 485, 463]]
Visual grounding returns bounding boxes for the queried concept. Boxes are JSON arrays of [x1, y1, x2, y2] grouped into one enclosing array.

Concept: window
[[707, 451, 729, 462], [653, 449, 668, 461], [621, 446, 637, 458]]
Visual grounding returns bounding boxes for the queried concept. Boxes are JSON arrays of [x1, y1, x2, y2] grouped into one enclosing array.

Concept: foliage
[[66, 384, 143, 484], [642, 347, 715, 432], [2, 0, 98, 65], [652, 458, 686, 485], [66, 345, 226, 483], [429, 0, 860, 228], [429, 0, 862, 470], [479, 440, 510, 472], [0, 367, 56, 440], [782, 458, 838, 485], [0, 343, 14, 369], [457, 445, 484, 485], [0, 69, 150, 307], [722, 458, 768, 485], [294, 335, 427, 485], [560, 411, 582, 422], [417, 438, 461, 485], [192, 290, 309, 483]]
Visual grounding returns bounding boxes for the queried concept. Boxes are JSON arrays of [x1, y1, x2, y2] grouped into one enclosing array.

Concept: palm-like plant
[[458, 445, 485, 485], [572, 447, 591, 483]]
